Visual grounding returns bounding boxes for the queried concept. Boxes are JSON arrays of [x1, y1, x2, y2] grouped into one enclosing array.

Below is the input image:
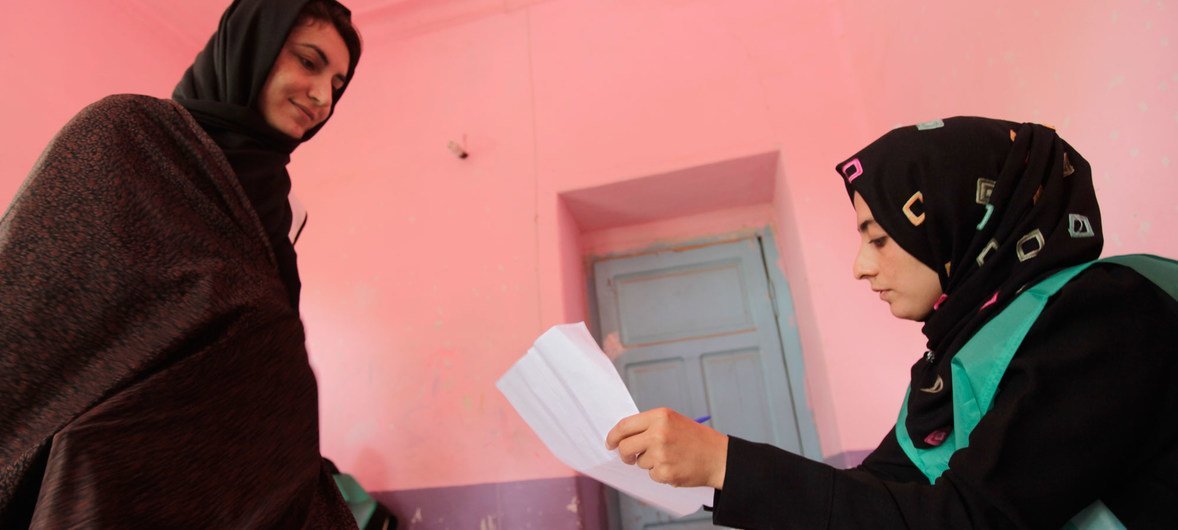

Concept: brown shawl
[[0, 95, 355, 528]]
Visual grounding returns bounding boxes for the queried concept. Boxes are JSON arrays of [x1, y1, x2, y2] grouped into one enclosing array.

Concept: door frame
[[586, 226, 823, 529]]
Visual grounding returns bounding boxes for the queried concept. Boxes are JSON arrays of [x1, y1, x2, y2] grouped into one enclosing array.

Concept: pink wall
[[0, 1, 195, 202], [792, 0, 1178, 460], [3, 0, 1176, 493]]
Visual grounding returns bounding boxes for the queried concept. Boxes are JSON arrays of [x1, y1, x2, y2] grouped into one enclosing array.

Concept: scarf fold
[[173, 0, 360, 309], [837, 117, 1103, 448]]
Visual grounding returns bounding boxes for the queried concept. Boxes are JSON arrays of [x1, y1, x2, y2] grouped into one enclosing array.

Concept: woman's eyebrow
[[296, 43, 330, 65], [858, 219, 877, 234]]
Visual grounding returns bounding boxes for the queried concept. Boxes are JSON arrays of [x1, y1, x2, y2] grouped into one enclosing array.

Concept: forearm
[[712, 436, 1020, 530]]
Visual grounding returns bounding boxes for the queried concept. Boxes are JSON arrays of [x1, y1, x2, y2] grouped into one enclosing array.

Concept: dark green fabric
[[332, 473, 377, 528]]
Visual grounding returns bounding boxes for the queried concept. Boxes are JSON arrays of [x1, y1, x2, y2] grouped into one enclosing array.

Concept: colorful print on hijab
[[837, 117, 1103, 448], [173, 0, 361, 309]]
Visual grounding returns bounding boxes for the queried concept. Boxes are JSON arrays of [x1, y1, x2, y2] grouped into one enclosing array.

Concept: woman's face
[[258, 19, 350, 139], [852, 192, 943, 321]]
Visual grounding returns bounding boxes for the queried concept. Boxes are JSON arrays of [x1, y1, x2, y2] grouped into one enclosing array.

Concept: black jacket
[[712, 264, 1178, 529]]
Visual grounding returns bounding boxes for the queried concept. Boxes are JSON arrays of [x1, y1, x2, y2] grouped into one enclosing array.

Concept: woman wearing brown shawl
[[0, 0, 362, 527], [606, 118, 1178, 528]]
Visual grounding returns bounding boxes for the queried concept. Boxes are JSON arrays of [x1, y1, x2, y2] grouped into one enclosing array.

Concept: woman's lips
[[291, 100, 316, 122]]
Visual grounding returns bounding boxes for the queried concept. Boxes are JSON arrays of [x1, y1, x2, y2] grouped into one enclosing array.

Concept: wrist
[[710, 434, 729, 489]]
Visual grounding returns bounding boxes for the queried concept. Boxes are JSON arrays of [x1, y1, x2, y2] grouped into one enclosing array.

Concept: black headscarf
[[837, 117, 1103, 448], [173, 0, 360, 309]]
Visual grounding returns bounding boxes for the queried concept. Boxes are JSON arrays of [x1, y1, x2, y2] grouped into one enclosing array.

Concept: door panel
[[625, 359, 692, 415], [701, 348, 774, 444], [594, 237, 803, 530], [613, 259, 754, 344]]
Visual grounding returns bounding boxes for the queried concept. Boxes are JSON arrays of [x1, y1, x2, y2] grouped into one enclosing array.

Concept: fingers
[[608, 408, 729, 489], [634, 450, 651, 470], [632, 443, 689, 486], [616, 432, 649, 465], [605, 408, 667, 449], [637, 457, 678, 487], [647, 464, 673, 486]]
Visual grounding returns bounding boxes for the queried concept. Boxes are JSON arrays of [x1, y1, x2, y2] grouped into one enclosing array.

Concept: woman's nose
[[853, 246, 876, 280], [309, 80, 332, 107]]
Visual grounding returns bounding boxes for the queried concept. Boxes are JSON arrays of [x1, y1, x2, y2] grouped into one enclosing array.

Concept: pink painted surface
[[0, 1, 195, 203], [561, 152, 776, 231], [2, 0, 1176, 494], [578, 204, 776, 258]]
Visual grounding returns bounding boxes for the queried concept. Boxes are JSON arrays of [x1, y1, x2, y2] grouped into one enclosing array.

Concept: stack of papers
[[496, 322, 713, 517]]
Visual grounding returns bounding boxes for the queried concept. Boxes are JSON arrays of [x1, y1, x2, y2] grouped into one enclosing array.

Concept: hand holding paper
[[606, 407, 729, 490], [495, 322, 714, 517]]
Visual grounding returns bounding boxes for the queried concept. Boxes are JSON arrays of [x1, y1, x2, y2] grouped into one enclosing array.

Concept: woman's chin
[[280, 124, 306, 139], [264, 116, 305, 140], [889, 305, 923, 322]]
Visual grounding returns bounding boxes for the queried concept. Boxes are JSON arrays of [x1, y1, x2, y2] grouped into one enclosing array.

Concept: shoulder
[[31, 94, 223, 191], [88, 93, 168, 109], [1018, 258, 1178, 367], [48, 94, 176, 150], [71, 94, 170, 120], [1050, 259, 1178, 315], [68, 94, 182, 130], [49, 94, 216, 164]]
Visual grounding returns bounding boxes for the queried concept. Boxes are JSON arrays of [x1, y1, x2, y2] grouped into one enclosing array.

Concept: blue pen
[[694, 415, 711, 423]]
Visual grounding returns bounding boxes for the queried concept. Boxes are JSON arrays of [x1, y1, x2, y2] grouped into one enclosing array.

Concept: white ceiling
[[122, 0, 548, 51]]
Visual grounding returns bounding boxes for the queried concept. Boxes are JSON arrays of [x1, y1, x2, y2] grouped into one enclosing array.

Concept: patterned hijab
[[837, 117, 1103, 448], [173, 0, 360, 309]]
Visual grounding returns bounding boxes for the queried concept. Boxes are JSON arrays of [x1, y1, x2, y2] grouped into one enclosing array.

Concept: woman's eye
[[870, 236, 888, 248], [299, 57, 315, 69]]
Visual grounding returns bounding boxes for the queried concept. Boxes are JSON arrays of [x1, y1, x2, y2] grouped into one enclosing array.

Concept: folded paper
[[496, 322, 713, 517]]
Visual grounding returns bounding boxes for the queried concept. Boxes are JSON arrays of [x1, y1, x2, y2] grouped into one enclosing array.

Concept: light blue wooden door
[[594, 237, 805, 530]]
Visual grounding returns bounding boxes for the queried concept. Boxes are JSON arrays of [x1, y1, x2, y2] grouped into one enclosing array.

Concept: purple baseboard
[[371, 474, 607, 529], [369, 450, 871, 528]]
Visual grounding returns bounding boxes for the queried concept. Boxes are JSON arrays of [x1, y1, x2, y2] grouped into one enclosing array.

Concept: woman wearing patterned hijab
[[607, 117, 1178, 528], [843, 117, 1105, 450], [0, 0, 362, 526]]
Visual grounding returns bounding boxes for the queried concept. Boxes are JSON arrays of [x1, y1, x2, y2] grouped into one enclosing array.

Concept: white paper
[[496, 322, 713, 517]]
